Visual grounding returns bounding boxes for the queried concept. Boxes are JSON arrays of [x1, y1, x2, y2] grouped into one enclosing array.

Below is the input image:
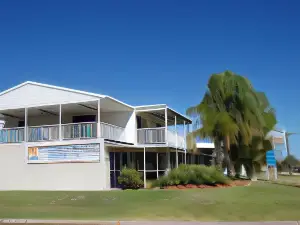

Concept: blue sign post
[[266, 150, 277, 180]]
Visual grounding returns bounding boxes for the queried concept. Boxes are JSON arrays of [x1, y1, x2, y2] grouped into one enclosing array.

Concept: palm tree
[[187, 71, 275, 176], [230, 92, 276, 179]]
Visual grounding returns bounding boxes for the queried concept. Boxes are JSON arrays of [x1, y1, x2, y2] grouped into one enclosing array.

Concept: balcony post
[[166, 150, 171, 171], [144, 147, 146, 188], [97, 99, 101, 138], [175, 115, 178, 168], [165, 108, 168, 144], [24, 108, 28, 142], [184, 120, 186, 164], [59, 104, 62, 140], [156, 152, 159, 179], [175, 115, 177, 147]]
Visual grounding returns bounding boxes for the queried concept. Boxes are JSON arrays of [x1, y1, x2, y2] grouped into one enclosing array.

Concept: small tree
[[283, 155, 299, 171], [118, 168, 144, 189]]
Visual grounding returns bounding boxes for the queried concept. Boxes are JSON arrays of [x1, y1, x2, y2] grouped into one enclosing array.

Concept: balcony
[[62, 122, 97, 140], [0, 122, 125, 143], [137, 127, 165, 144], [100, 122, 126, 142], [28, 125, 59, 141], [0, 127, 24, 143], [137, 127, 186, 149], [167, 130, 185, 149]]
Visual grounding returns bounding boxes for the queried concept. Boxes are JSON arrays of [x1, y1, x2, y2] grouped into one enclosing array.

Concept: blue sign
[[28, 143, 100, 163], [266, 150, 277, 167]]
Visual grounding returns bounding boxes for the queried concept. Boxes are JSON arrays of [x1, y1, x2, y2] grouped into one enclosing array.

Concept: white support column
[[24, 108, 28, 142], [144, 147, 146, 188], [97, 99, 101, 138], [156, 152, 159, 179], [175, 115, 178, 168], [165, 108, 168, 144], [59, 104, 62, 140], [167, 151, 171, 169], [184, 121, 186, 164], [175, 115, 177, 148], [113, 152, 116, 187]]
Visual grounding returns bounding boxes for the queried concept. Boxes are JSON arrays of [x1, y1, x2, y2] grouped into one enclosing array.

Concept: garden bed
[[162, 180, 251, 189]]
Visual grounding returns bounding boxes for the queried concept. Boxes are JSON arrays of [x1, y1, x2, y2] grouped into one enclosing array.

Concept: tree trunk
[[223, 136, 235, 177], [234, 160, 241, 178], [223, 148, 235, 177], [250, 163, 257, 181], [244, 159, 257, 181], [214, 140, 223, 171]]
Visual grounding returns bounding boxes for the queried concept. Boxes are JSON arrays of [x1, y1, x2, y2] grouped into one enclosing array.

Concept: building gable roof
[[0, 81, 134, 110], [0, 81, 105, 99]]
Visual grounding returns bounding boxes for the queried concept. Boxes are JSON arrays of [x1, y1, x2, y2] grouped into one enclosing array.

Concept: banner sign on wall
[[28, 143, 100, 163]]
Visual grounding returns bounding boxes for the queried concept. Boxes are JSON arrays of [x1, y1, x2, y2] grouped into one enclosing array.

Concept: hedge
[[153, 164, 229, 188]]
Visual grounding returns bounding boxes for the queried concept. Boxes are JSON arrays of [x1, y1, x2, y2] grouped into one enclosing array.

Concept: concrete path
[[0, 219, 299, 225]]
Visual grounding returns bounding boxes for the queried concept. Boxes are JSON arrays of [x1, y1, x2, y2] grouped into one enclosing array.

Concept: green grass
[[277, 174, 300, 185], [0, 182, 300, 221], [258, 172, 300, 186]]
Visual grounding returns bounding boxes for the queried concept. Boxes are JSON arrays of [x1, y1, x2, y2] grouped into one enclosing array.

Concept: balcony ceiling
[[137, 108, 192, 125], [0, 98, 133, 120]]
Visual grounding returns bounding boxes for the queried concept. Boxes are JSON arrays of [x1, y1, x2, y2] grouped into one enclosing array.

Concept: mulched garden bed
[[162, 180, 251, 189]]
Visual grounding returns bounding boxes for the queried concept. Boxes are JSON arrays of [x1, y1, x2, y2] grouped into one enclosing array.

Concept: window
[[18, 121, 25, 127], [72, 115, 96, 123]]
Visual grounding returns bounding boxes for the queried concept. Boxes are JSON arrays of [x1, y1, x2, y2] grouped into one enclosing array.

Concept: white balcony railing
[[0, 127, 24, 143], [100, 122, 125, 142], [0, 122, 126, 143], [62, 122, 97, 139], [28, 125, 59, 142], [137, 127, 166, 144], [167, 130, 185, 149], [61, 122, 125, 142], [137, 127, 186, 149]]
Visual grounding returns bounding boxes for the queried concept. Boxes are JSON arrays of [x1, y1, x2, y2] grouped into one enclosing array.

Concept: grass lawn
[[276, 174, 300, 185], [258, 172, 300, 185], [0, 182, 300, 221]]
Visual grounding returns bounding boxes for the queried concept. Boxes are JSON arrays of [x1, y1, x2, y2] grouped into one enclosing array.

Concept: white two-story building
[[0, 81, 195, 190]]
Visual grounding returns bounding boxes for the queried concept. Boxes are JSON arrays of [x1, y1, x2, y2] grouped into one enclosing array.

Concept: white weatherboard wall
[[101, 111, 132, 128], [0, 139, 108, 190], [0, 83, 99, 110], [125, 111, 136, 144], [101, 111, 135, 143]]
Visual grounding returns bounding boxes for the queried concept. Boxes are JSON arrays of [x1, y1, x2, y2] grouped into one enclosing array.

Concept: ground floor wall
[[0, 138, 108, 190]]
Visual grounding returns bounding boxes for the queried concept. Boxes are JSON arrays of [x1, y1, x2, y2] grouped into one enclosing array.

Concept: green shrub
[[118, 168, 144, 189], [153, 164, 229, 187]]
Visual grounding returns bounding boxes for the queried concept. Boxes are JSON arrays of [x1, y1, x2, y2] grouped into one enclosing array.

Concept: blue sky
[[0, 0, 299, 156]]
